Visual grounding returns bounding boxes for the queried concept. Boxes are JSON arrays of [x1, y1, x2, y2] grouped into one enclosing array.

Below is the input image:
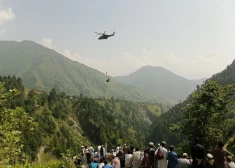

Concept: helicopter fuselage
[[98, 34, 114, 40]]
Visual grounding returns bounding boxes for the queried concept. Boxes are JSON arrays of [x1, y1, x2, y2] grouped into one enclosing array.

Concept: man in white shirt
[[157, 141, 168, 168], [227, 156, 235, 168], [125, 150, 133, 168], [89, 145, 94, 160], [97, 145, 101, 159], [131, 147, 142, 168], [178, 153, 190, 168]]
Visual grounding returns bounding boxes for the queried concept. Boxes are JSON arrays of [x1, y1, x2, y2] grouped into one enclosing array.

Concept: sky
[[1, 0, 235, 80]]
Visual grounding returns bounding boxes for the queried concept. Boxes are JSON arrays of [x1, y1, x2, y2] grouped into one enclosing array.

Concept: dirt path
[[37, 146, 45, 164]]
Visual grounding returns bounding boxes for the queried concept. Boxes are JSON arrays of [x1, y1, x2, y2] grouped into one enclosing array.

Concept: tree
[[176, 80, 235, 151], [0, 82, 38, 166]]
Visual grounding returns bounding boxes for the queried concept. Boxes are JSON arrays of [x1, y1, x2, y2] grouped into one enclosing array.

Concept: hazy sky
[[1, 0, 235, 79]]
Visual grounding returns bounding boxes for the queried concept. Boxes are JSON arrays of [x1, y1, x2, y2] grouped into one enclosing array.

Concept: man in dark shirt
[[190, 138, 205, 168]]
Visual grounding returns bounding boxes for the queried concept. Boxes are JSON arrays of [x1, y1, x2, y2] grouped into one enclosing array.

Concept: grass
[[146, 104, 162, 116], [3, 153, 77, 168]]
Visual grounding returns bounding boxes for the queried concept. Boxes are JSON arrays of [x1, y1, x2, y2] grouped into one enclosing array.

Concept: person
[[106, 152, 113, 163], [157, 141, 168, 168], [167, 145, 178, 168], [74, 157, 81, 168], [227, 156, 235, 168], [98, 158, 105, 168], [85, 145, 91, 163], [116, 145, 121, 156], [123, 144, 128, 154], [204, 153, 214, 168], [142, 147, 149, 168], [154, 144, 160, 168], [113, 157, 121, 168], [132, 147, 142, 168], [89, 157, 99, 168], [178, 153, 190, 168], [89, 144, 95, 160], [111, 146, 117, 158], [118, 150, 125, 168], [130, 142, 135, 154], [100, 145, 106, 159], [103, 160, 113, 168], [98, 145, 101, 159], [80, 146, 85, 164], [125, 150, 133, 168], [190, 138, 205, 168], [148, 142, 157, 168], [212, 141, 228, 168]]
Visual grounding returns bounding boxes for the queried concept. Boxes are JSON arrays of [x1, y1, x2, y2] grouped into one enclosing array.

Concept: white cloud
[[0, 1, 15, 35], [0, 8, 15, 24], [41, 37, 53, 49]]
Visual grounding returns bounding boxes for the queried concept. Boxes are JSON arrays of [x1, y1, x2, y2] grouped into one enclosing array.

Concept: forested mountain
[[0, 75, 165, 166], [147, 59, 235, 155], [0, 40, 165, 103], [114, 65, 205, 103], [211, 59, 235, 85]]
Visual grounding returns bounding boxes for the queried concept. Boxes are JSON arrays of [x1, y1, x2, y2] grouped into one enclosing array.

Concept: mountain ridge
[[0, 40, 166, 103], [114, 65, 205, 102]]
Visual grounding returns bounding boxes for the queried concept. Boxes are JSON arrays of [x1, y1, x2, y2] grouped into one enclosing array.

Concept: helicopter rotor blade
[[95, 32, 103, 35]]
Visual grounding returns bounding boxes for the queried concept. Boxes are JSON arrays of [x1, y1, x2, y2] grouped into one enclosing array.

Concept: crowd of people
[[73, 138, 235, 168]]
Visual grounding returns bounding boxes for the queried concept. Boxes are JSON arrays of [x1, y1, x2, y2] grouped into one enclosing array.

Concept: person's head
[[127, 150, 131, 154], [169, 145, 174, 151], [100, 157, 104, 163], [94, 157, 98, 163], [217, 141, 224, 148], [104, 160, 108, 165], [119, 150, 124, 155], [149, 142, 154, 147], [183, 153, 188, 158], [113, 157, 120, 166], [207, 153, 213, 160], [227, 156, 232, 162], [135, 147, 139, 151], [161, 141, 166, 147]]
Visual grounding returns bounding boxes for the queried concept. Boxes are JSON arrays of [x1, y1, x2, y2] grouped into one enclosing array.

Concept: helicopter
[[95, 31, 115, 40]]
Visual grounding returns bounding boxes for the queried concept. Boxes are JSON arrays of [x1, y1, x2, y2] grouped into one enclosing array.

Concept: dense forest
[[147, 79, 235, 156], [211, 59, 235, 85], [0, 75, 165, 167], [2, 59, 235, 167]]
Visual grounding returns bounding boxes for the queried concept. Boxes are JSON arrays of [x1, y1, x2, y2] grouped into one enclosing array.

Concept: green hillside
[[147, 59, 235, 156], [114, 65, 204, 103], [210, 59, 235, 85], [0, 40, 165, 103], [0, 75, 165, 167]]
